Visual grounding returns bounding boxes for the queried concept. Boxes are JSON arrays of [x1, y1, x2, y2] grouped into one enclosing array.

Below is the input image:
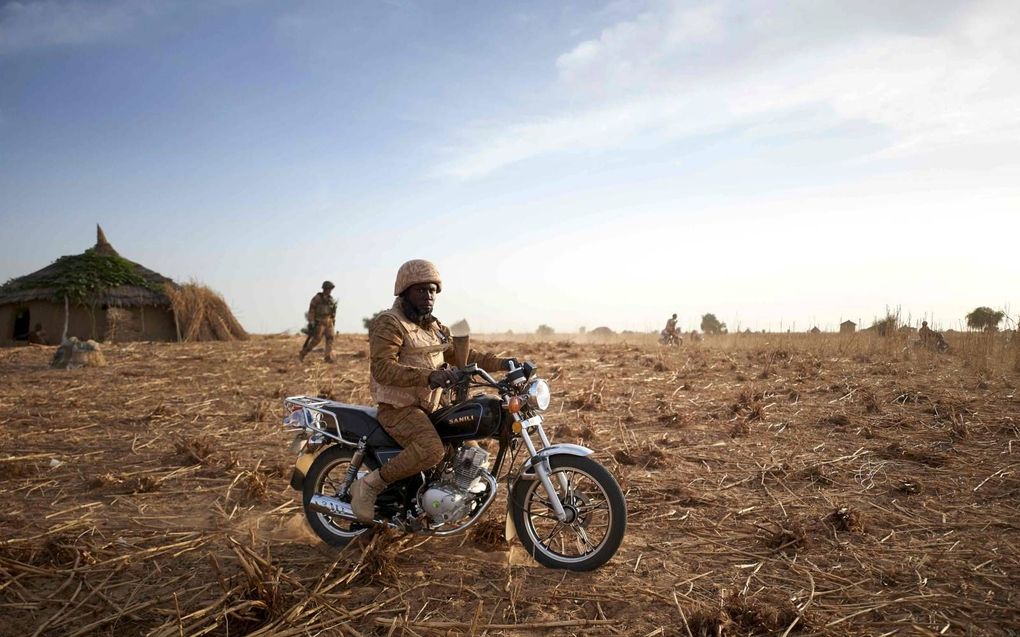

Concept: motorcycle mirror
[[449, 319, 470, 338], [449, 320, 471, 368], [452, 335, 470, 368]]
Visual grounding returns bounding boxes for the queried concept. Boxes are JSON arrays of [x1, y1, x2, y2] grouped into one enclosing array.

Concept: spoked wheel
[[510, 455, 626, 571], [302, 446, 374, 547]]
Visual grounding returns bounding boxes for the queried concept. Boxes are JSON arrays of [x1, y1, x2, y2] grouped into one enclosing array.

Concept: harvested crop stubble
[[0, 332, 1018, 635]]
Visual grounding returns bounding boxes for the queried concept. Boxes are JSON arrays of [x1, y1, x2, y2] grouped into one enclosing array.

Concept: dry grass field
[[1, 332, 1018, 636]]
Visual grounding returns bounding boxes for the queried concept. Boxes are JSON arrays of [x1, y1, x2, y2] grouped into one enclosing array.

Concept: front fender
[[517, 444, 593, 481]]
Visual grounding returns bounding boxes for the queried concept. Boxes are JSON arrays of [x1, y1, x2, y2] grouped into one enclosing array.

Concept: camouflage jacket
[[369, 307, 507, 388], [308, 292, 337, 322]]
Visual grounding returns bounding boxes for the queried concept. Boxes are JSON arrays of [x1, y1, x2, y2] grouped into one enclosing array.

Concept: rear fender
[[289, 443, 328, 491]]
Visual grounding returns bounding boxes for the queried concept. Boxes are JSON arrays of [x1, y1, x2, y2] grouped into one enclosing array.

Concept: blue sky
[[1, 0, 1018, 334]]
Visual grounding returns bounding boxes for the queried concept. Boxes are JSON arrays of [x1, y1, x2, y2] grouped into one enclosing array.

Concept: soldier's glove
[[428, 368, 462, 390]]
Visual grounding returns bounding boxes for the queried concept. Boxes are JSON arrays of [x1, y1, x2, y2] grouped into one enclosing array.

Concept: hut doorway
[[13, 308, 30, 340]]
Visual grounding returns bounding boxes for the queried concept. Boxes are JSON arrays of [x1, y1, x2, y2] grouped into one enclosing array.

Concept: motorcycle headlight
[[525, 379, 551, 411]]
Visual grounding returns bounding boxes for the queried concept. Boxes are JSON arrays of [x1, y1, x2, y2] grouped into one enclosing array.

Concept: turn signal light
[[508, 396, 524, 414]]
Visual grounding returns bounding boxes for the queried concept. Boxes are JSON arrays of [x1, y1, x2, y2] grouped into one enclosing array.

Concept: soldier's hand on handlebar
[[428, 368, 461, 390]]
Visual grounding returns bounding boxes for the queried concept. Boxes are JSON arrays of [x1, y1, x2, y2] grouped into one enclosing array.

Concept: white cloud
[[0, 0, 156, 54], [436, 0, 1020, 179]]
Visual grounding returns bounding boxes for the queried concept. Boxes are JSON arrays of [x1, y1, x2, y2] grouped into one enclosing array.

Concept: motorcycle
[[282, 357, 626, 571], [659, 330, 682, 347]]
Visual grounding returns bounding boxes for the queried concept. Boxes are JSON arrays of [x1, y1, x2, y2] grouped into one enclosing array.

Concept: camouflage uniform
[[369, 297, 507, 483], [919, 322, 933, 348], [300, 291, 337, 361]]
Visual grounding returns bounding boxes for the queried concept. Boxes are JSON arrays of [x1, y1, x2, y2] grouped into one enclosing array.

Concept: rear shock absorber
[[338, 437, 367, 500]]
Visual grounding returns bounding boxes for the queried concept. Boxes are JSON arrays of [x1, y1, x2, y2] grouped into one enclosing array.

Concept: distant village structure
[[0, 227, 180, 344], [840, 320, 857, 334]]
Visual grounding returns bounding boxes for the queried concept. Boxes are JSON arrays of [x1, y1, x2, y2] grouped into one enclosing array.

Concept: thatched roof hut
[[0, 226, 245, 344], [0, 226, 174, 309]]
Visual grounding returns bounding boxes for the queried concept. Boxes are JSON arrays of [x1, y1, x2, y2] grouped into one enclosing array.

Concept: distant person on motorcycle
[[350, 259, 515, 522], [665, 314, 678, 338], [661, 313, 680, 345], [299, 281, 338, 363]]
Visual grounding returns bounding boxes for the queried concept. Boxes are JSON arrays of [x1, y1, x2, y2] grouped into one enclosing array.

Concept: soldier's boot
[[298, 349, 308, 362], [350, 469, 387, 523]]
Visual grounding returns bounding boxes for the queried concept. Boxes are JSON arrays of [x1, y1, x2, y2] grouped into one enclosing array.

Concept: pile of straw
[[165, 281, 248, 342], [50, 337, 106, 369]]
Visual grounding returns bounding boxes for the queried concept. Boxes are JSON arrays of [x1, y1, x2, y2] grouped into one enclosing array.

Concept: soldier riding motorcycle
[[282, 260, 626, 571]]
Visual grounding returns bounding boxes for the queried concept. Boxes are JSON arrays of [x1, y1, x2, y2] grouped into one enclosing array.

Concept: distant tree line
[[700, 313, 727, 335], [966, 307, 1005, 331], [359, 306, 1012, 335]]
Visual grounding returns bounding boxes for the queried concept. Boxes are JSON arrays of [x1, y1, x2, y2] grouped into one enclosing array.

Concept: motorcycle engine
[[421, 446, 489, 525]]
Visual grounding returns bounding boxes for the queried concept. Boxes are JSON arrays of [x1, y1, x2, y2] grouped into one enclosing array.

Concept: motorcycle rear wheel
[[303, 445, 376, 547], [510, 455, 626, 571]]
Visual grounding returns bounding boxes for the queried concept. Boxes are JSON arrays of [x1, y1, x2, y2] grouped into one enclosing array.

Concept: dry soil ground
[[1, 334, 1018, 636]]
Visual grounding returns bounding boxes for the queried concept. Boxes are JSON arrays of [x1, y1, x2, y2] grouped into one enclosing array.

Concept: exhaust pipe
[[309, 494, 356, 519]]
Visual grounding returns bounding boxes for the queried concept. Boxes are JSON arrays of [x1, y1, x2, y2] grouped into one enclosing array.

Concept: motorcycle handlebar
[[457, 363, 499, 386], [456, 362, 534, 390]]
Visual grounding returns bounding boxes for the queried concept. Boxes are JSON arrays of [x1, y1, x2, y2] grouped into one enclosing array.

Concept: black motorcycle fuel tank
[[431, 396, 503, 442]]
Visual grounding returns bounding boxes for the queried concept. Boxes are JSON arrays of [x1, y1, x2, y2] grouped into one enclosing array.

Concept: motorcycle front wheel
[[510, 455, 626, 571], [303, 445, 375, 547]]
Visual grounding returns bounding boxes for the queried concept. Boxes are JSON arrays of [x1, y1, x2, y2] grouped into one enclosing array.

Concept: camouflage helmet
[[322, 280, 335, 290], [394, 259, 442, 296]]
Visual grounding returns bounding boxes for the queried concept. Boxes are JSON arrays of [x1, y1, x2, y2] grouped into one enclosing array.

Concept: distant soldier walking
[[300, 281, 338, 362], [919, 321, 933, 348]]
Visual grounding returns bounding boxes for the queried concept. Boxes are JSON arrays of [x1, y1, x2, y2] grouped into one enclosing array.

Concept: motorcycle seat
[[321, 403, 401, 448]]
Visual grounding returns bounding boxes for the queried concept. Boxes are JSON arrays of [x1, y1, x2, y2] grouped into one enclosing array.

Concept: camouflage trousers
[[301, 319, 334, 360], [376, 404, 444, 484]]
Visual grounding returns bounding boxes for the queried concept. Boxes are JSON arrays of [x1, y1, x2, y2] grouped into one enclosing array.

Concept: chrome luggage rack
[[283, 395, 360, 447]]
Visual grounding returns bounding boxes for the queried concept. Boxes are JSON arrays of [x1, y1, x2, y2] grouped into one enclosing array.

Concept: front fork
[[519, 419, 572, 522]]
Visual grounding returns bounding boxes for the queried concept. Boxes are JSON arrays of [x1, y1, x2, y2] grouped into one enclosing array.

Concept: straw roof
[[0, 225, 175, 307]]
